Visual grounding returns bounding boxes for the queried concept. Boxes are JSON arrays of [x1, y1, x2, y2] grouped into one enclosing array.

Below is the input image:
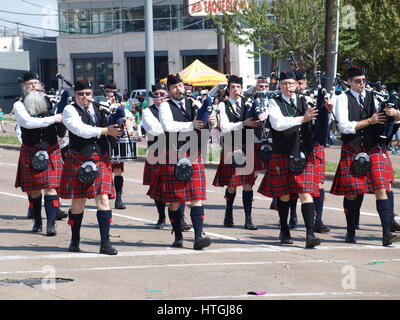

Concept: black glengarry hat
[[167, 73, 183, 87], [294, 69, 307, 81], [74, 80, 92, 91], [279, 70, 296, 81], [227, 74, 243, 86], [347, 66, 364, 79], [22, 72, 39, 83]]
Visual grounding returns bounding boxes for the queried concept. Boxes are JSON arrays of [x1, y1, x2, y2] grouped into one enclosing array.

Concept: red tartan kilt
[[330, 145, 394, 196], [212, 148, 257, 187], [15, 144, 63, 192], [111, 162, 124, 173], [143, 161, 159, 186], [149, 158, 206, 203], [258, 152, 320, 198], [59, 150, 115, 199], [253, 142, 269, 172], [314, 143, 326, 184]]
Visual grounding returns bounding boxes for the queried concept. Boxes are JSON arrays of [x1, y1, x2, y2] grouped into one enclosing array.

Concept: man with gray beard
[[14, 72, 65, 236]]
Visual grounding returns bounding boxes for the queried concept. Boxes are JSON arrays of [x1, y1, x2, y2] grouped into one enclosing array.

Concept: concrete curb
[[1, 144, 399, 189]]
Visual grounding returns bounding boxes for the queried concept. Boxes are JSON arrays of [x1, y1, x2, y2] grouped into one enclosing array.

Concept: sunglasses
[[353, 78, 367, 84], [77, 91, 92, 97]]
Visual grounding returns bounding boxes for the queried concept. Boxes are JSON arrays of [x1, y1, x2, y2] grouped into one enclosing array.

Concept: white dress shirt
[[142, 106, 164, 136], [333, 89, 388, 134], [268, 93, 303, 131], [13, 100, 55, 129], [63, 103, 103, 139], [218, 97, 244, 134], [159, 99, 194, 132]]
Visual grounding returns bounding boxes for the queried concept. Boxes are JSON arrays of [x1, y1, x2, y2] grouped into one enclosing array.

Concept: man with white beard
[[14, 72, 64, 236]]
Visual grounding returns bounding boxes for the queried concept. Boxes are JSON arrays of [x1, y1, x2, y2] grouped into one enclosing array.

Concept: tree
[[210, 0, 327, 74], [339, 0, 400, 87]]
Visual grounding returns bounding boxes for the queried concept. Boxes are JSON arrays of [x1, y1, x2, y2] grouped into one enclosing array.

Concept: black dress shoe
[[172, 237, 183, 248], [115, 199, 126, 210], [155, 219, 165, 230], [193, 237, 211, 250], [390, 220, 400, 232], [288, 217, 298, 229], [180, 222, 192, 232], [314, 222, 331, 233], [345, 233, 357, 244], [55, 209, 68, 220], [305, 234, 321, 248], [279, 231, 293, 244], [32, 223, 42, 233], [223, 212, 234, 227], [46, 222, 57, 236], [382, 233, 400, 246], [68, 240, 80, 252], [244, 222, 258, 230], [100, 240, 118, 255]]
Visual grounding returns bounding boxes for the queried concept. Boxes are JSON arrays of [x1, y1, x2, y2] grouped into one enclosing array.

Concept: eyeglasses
[[353, 78, 367, 84], [77, 91, 92, 97], [281, 82, 297, 87]]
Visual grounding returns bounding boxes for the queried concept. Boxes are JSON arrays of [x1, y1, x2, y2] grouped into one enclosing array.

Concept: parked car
[[129, 89, 147, 106]]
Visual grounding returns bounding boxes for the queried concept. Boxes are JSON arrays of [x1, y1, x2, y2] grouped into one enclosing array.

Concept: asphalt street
[[0, 144, 399, 301]]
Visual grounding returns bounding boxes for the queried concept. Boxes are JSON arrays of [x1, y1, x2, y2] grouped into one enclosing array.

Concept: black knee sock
[[301, 202, 316, 235], [97, 210, 112, 243], [277, 199, 290, 231], [225, 189, 236, 214], [44, 195, 58, 224], [68, 211, 83, 242], [179, 203, 187, 225], [155, 200, 166, 220], [314, 189, 325, 225], [355, 194, 364, 226], [289, 198, 298, 220], [343, 198, 357, 236], [168, 209, 182, 239], [387, 191, 395, 223], [32, 195, 42, 225], [242, 190, 253, 219], [190, 206, 204, 239], [114, 176, 123, 194], [376, 199, 391, 235]]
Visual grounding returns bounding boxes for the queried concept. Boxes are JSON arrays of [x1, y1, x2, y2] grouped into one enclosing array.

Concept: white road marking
[[176, 291, 381, 300], [0, 244, 399, 263], [1, 258, 399, 275]]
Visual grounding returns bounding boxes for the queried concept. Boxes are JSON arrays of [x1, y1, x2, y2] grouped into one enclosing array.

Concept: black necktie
[[84, 107, 95, 126], [290, 98, 297, 112], [359, 94, 365, 109], [178, 101, 185, 112], [235, 101, 241, 115]]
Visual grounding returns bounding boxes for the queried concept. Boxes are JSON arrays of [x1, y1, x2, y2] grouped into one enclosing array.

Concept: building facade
[[57, 0, 271, 93], [0, 36, 57, 113]]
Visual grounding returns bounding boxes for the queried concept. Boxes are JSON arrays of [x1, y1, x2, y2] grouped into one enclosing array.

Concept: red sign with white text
[[188, 0, 249, 17]]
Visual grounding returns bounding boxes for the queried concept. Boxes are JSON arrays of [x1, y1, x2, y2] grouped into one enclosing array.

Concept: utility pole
[[217, 24, 224, 73], [332, 0, 341, 86], [145, 0, 155, 105], [324, 0, 334, 89]]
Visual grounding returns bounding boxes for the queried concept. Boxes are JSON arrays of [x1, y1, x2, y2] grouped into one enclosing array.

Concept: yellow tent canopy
[[160, 59, 227, 87]]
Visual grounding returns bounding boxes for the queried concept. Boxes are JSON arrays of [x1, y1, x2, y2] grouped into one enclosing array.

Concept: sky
[[0, 0, 59, 37]]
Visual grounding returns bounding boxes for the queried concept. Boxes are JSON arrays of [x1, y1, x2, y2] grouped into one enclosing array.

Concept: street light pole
[[145, 0, 155, 105]]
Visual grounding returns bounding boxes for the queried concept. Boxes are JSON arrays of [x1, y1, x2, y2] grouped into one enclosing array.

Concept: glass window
[[154, 18, 171, 31], [122, 7, 145, 32], [153, 5, 170, 18], [92, 8, 115, 34], [60, 9, 69, 34], [69, 9, 91, 34]]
